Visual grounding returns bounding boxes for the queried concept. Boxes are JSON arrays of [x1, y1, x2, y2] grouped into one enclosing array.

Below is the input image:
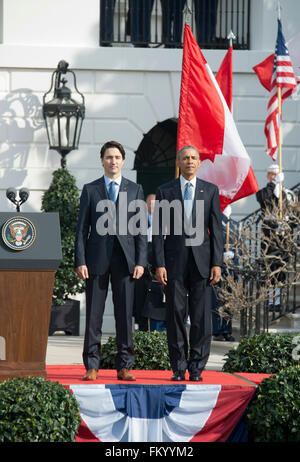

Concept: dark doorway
[[134, 118, 177, 197]]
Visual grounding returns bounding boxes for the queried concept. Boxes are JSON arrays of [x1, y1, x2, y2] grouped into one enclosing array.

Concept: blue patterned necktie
[[108, 181, 118, 202], [184, 182, 193, 219]]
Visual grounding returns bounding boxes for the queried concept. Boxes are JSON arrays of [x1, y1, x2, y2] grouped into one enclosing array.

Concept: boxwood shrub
[[99, 330, 171, 370], [0, 376, 81, 442], [222, 333, 298, 373], [246, 365, 300, 442], [41, 167, 85, 306]]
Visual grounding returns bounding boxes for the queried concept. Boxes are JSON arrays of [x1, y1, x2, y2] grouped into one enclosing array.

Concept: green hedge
[[222, 333, 298, 373], [246, 365, 300, 442], [99, 330, 171, 370], [222, 333, 300, 442], [41, 167, 85, 305], [0, 377, 81, 442]]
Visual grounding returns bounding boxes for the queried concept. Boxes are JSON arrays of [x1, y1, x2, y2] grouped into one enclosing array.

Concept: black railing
[[99, 0, 250, 49], [237, 182, 300, 337]]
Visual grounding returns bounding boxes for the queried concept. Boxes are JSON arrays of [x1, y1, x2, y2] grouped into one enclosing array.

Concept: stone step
[[269, 311, 300, 330], [232, 320, 241, 341], [231, 309, 300, 338], [210, 339, 239, 353], [268, 327, 300, 334]]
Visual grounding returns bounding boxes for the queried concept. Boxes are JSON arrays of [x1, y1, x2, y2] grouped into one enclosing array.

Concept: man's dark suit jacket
[[75, 176, 148, 275], [152, 177, 223, 279]]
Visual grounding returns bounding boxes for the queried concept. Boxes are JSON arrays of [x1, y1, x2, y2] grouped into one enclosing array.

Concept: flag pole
[[224, 32, 235, 249], [226, 219, 230, 251], [176, 0, 194, 179], [175, 158, 179, 178], [227, 30, 236, 47], [277, 0, 283, 219], [278, 87, 283, 219], [224, 205, 231, 251]]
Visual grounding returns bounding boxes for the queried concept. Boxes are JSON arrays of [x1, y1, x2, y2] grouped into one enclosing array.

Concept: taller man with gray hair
[[152, 145, 223, 381]]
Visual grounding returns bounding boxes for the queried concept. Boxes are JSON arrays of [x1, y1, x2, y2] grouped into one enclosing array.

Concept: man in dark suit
[[75, 140, 148, 381], [152, 145, 223, 381]]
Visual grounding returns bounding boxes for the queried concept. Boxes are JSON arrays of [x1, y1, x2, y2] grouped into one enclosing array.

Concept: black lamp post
[[43, 60, 85, 168]]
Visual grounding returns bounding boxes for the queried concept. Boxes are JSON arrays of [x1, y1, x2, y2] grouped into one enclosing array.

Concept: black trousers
[[165, 248, 212, 374], [83, 238, 135, 371], [161, 0, 186, 46], [100, 0, 116, 44]]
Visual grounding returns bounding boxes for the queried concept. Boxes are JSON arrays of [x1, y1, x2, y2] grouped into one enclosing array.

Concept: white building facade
[[0, 0, 299, 333]]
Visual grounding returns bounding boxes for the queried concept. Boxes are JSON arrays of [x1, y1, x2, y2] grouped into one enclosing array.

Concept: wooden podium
[[0, 212, 62, 381]]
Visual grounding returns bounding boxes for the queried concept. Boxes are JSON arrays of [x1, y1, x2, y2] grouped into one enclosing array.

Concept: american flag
[[264, 19, 297, 160]]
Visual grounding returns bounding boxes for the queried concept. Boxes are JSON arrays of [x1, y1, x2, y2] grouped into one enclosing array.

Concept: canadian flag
[[216, 41, 259, 208], [216, 44, 233, 112], [177, 25, 258, 212]]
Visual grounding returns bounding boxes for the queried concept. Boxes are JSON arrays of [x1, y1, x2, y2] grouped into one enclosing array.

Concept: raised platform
[[46, 366, 270, 443]]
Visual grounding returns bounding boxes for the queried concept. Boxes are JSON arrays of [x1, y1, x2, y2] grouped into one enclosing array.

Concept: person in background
[[100, 0, 116, 46], [142, 194, 167, 332], [161, 0, 186, 47], [256, 164, 289, 312], [211, 205, 236, 342], [256, 164, 285, 215], [133, 193, 156, 331], [194, 0, 219, 45], [130, 0, 155, 47]]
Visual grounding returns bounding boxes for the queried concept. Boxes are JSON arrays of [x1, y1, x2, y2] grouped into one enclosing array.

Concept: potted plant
[[41, 167, 85, 335]]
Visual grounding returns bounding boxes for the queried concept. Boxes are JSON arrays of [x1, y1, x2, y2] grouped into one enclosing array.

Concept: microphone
[[6, 187, 29, 212], [6, 187, 17, 204], [19, 188, 30, 204]]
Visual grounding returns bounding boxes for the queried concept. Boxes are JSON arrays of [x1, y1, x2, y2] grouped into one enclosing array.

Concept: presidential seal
[[1, 216, 36, 251]]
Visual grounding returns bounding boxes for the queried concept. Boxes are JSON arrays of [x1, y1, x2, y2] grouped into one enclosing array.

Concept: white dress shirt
[[104, 174, 122, 197]]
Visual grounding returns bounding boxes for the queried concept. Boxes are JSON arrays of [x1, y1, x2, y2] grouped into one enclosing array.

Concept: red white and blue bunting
[[70, 384, 255, 442]]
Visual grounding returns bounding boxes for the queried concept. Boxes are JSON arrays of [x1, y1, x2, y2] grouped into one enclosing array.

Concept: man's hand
[[76, 265, 89, 280], [133, 265, 144, 279], [210, 266, 221, 286], [155, 267, 168, 286]]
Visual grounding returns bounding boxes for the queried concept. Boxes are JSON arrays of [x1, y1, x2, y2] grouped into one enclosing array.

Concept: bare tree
[[215, 198, 300, 329]]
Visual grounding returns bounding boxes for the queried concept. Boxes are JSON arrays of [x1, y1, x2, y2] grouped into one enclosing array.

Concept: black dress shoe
[[213, 334, 226, 341], [171, 371, 186, 381], [133, 43, 149, 48], [223, 334, 235, 342], [269, 304, 281, 312], [189, 373, 203, 382]]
